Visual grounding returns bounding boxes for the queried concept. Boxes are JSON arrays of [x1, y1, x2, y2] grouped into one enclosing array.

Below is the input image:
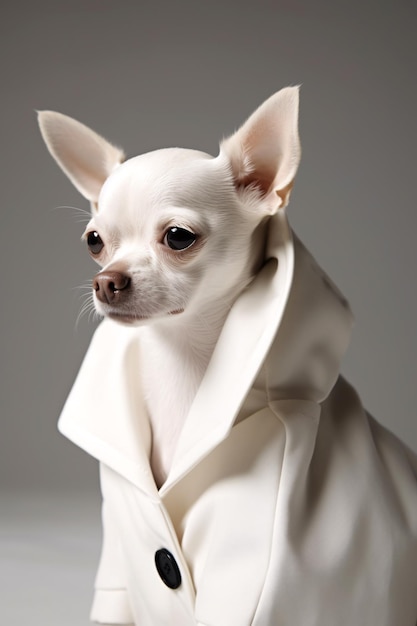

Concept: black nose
[[93, 271, 131, 304]]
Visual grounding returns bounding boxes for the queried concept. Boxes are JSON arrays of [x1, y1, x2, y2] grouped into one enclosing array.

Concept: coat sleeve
[[90, 464, 134, 625]]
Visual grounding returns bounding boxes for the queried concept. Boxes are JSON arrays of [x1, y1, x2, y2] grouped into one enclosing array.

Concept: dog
[[38, 86, 300, 488], [38, 88, 417, 625]]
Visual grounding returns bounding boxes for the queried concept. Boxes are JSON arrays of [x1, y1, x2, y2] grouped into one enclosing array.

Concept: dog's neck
[[141, 299, 232, 489], [142, 220, 269, 488]]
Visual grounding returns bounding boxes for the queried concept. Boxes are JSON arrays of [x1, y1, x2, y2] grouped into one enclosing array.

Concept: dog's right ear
[[37, 111, 125, 205]]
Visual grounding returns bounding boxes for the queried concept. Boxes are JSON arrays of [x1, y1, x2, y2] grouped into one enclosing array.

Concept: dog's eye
[[87, 231, 104, 255], [164, 227, 196, 251]]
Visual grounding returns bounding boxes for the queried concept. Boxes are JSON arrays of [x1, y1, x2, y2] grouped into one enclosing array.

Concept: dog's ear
[[220, 86, 300, 212], [37, 111, 125, 204]]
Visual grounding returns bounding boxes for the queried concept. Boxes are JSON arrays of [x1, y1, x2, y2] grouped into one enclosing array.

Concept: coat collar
[[161, 210, 295, 494], [58, 210, 353, 496]]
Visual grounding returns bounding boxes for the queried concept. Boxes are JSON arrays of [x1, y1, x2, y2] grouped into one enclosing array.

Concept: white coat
[[58, 210, 417, 625]]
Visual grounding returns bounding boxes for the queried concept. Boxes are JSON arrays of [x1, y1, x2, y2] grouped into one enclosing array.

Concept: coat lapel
[[58, 321, 158, 498]]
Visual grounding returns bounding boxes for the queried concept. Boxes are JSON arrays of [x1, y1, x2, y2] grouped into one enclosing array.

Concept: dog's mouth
[[106, 308, 184, 325]]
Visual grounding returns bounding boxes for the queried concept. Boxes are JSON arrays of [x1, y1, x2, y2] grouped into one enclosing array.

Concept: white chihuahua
[[38, 89, 417, 625], [38, 87, 300, 488]]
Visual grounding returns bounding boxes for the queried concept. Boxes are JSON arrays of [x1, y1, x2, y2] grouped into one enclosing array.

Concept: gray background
[[1, 1, 416, 623]]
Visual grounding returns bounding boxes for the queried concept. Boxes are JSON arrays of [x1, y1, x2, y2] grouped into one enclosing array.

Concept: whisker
[[71, 282, 93, 293], [50, 205, 91, 224], [52, 205, 90, 215], [73, 275, 104, 331], [75, 293, 96, 330]]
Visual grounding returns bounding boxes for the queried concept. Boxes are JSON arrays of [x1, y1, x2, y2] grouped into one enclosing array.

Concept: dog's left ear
[[37, 111, 125, 206], [220, 86, 301, 212]]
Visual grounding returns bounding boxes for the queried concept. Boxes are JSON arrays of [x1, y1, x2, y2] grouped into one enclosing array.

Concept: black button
[[155, 549, 182, 589]]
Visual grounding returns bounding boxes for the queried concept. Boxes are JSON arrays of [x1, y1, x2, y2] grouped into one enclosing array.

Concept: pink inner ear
[[236, 164, 276, 197], [231, 120, 286, 198], [227, 141, 278, 198]]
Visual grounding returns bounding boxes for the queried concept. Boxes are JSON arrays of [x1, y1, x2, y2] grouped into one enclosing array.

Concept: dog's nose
[[93, 270, 131, 304]]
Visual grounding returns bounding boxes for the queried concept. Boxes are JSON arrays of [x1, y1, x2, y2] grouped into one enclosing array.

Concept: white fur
[[38, 86, 301, 487]]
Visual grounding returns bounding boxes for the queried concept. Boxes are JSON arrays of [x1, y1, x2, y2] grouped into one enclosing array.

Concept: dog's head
[[38, 87, 300, 326]]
